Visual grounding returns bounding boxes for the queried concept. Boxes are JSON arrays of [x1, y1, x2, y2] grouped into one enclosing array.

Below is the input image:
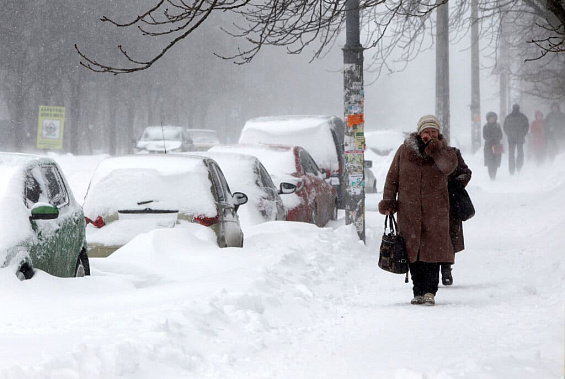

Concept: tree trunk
[[69, 72, 83, 155], [107, 82, 118, 155]]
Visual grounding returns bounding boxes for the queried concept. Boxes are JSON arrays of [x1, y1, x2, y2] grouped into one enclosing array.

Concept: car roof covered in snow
[[238, 115, 340, 171]]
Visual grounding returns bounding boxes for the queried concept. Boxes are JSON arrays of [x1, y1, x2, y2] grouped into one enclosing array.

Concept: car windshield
[[188, 130, 219, 143], [141, 127, 182, 141]]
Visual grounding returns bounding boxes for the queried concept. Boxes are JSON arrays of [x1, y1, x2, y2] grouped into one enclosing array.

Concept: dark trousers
[[507, 141, 524, 174], [409, 261, 440, 296]]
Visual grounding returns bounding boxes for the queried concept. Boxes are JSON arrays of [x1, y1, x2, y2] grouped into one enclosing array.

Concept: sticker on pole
[[347, 114, 364, 127]]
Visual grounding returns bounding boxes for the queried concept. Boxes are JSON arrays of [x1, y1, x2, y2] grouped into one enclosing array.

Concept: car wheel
[[17, 264, 34, 281], [75, 250, 90, 277], [310, 204, 317, 226]]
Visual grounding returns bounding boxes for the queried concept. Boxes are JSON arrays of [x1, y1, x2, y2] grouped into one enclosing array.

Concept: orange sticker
[[347, 114, 364, 127]]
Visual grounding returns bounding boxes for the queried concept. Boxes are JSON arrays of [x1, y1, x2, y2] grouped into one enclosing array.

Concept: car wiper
[[137, 200, 154, 205], [118, 209, 178, 214]]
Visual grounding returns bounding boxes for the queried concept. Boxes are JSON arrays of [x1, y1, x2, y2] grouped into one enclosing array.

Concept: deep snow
[[0, 147, 563, 378]]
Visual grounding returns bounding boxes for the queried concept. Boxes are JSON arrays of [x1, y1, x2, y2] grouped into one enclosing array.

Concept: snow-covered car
[[133, 126, 195, 154], [0, 153, 89, 280], [364, 160, 377, 193], [186, 129, 220, 151], [83, 155, 248, 257], [365, 130, 407, 156], [189, 151, 296, 228], [238, 115, 346, 208], [210, 144, 337, 227]]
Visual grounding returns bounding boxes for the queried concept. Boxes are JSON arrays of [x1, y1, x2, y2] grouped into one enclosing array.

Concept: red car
[[209, 144, 338, 227]]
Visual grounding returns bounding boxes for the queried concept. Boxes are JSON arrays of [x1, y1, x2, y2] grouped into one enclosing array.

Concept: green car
[[0, 153, 89, 280]]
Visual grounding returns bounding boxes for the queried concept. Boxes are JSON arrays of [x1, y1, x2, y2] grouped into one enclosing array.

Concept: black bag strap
[[384, 214, 399, 234]]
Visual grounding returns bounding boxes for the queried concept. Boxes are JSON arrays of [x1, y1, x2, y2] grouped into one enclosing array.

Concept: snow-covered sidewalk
[[0, 151, 563, 378]]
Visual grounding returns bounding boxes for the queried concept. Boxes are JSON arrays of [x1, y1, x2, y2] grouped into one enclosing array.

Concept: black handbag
[[378, 214, 409, 275], [449, 187, 475, 221]]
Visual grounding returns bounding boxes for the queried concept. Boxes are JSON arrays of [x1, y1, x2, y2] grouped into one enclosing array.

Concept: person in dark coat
[[544, 102, 565, 161], [503, 104, 529, 174], [483, 111, 503, 180], [441, 147, 472, 286], [379, 115, 457, 306]]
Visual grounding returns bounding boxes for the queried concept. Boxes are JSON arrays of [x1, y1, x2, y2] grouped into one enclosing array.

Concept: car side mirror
[[30, 203, 59, 220], [232, 192, 248, 212], [364, 160, 373, 169], [279, 182, 297, 195]]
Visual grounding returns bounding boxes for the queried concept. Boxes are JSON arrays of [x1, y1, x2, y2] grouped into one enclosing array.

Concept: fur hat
[[417, 115, 441, 134]]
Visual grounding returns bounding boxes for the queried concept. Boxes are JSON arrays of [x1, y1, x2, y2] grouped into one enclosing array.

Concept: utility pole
[[470, 0, 481, 153], [436, 1, 450, 143], [343, 0, 365, 243]]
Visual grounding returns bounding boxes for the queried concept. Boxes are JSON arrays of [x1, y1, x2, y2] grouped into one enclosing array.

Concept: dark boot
[[441, 265, 453, 286]]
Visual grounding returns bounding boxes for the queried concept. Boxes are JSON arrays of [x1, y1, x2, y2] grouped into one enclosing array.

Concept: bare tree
[[75, 1, 462, 75]]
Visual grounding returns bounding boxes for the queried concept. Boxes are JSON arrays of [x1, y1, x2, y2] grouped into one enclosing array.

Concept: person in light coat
[[379, 115, 458, 306]]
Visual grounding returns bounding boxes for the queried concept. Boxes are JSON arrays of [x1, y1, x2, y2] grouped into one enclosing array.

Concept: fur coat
[[448, 147, 472, 253], [379, 133, 458, 264]]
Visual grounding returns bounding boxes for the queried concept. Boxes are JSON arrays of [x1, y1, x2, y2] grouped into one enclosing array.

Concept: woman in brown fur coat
[[379, 115, 458, 306]]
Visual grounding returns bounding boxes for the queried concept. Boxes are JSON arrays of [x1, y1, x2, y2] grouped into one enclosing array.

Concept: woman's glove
[[378, 199, 398, 215], [424, 138, 445, 156]]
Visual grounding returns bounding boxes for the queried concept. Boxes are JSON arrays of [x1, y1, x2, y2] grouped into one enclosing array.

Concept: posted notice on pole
[[37, 106, 65, 150]]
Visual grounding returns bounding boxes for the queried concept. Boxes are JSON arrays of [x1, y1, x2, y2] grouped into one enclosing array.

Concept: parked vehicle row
[[0, 115, 358, 279]]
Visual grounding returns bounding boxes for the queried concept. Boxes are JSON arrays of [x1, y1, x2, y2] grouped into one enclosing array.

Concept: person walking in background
[[379, 115, 457, 306], [503, 104, 529, 174], [441, 147, 472, 286], [483, 111, 503, 180], [530, 110, 546, 166], [544, 102, 565, 161]]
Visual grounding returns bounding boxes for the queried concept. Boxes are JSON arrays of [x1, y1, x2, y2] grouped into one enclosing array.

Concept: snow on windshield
[[239, 116, 339, 171], [209, 145, 297, 179], [83, 155, 217, 219]]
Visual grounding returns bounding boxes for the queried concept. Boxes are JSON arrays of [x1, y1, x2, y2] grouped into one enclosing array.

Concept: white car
[[133, 126, 195, 154], [83, 154, 248, 257], [190, 151, 295, 228]]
